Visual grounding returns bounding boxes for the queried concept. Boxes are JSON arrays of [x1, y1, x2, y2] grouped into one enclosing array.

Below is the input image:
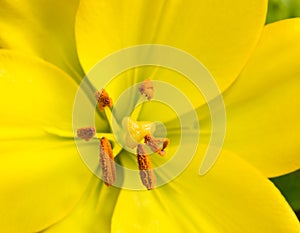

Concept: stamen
[[137, 144, 156, 190], [95, 89, 113, 111], [138, 79, 154, 100], [77, 127, 96, 141], [144, 134, 170, 156], [99, 137, 116, 186]]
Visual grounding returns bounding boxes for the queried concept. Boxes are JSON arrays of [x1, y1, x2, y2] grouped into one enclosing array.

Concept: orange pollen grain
[[95, 89, 113, 111]]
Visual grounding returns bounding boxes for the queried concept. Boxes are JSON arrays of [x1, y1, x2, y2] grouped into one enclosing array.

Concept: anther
[[144, 134, 170, 156], [95, 89, 113, 111], [138, 79, 154, 100], [99, 137, 116, 186], [77, 127, 96, 141], [137, 144, 156, 190]]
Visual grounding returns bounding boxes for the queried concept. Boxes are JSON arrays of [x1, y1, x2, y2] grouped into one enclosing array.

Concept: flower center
[[122, 117, 155, 149], [76, 81, 170, 190]]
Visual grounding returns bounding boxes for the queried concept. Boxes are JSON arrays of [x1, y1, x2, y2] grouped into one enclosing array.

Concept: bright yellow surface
[[0, 51, 92, 232], [112, 146, 300, 233], [223, 18, 300, 177], [75, 0, 267, 93], [0, 1, 300, 233], [0, 0, 83, 80]]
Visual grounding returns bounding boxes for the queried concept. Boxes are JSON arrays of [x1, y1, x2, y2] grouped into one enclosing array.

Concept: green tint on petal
[[0, 0, 84, 81], [223, 18, 300, 177], [113, 145, 300, 233], [43, 175, 121, 233], [76, 0, 267, 94]]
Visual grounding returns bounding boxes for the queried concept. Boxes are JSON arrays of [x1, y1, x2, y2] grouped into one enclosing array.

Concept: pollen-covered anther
[[144, 134, 170, 156], [100, 137, 116, 186], [95, 89, 113, 111], [77, 127, 96, 141], [137, 144, 156, 190], [138, 79, 154, 100]]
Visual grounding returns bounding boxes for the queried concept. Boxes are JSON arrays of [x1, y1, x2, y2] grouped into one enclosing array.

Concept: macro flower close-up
[[1, 0, 300, 232]]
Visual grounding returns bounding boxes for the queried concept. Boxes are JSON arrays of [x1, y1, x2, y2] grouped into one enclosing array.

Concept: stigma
[[122, 117, 156, 149]]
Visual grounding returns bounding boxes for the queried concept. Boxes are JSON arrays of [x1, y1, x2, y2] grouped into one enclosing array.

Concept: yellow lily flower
[[0, 1, 300, 233]]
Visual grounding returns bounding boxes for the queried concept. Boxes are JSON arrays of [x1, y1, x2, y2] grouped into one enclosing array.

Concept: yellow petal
[[0, 50, 109, 136], [41, 176, 121, 233], [223, 18, 300, 177], [104, 66, 205, 115], [0, 140, 92, 233], [112, 146, 300, 233], [0, 0, 84, 80], [0, 51, 97, 232], [76, 0, 267, 93]]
